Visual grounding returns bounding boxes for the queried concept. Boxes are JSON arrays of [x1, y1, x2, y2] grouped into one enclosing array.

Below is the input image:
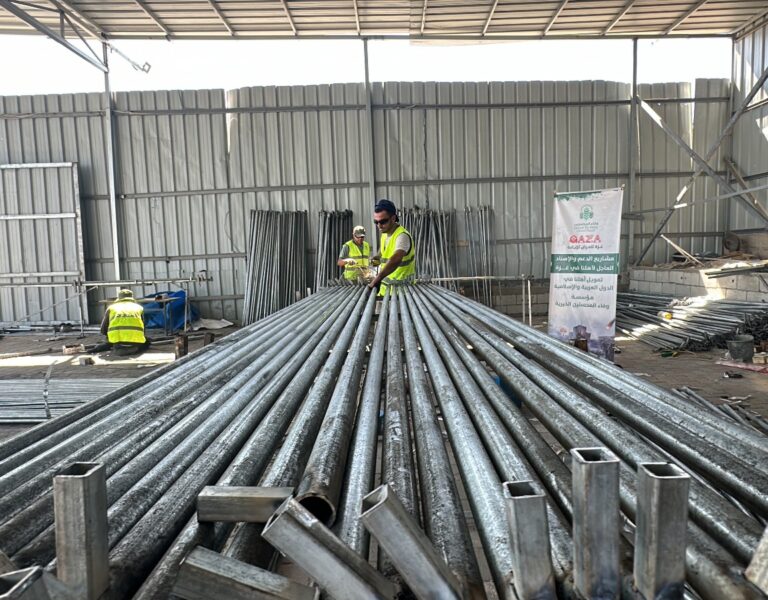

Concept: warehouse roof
[[0, 0, 766, 41]]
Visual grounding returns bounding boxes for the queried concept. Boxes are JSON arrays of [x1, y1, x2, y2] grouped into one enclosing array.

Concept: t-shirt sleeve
[[394, 232, 412, 254], [338, 244, 350, 260]]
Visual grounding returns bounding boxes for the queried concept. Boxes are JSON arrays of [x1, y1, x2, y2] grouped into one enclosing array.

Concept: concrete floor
[[0, 322, 766, 445]]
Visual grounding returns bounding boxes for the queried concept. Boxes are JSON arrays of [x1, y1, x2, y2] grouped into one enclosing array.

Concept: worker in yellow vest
[[369, 199, 416, 296], [94, 289, 151, 356], [337, 225, 371, 282]]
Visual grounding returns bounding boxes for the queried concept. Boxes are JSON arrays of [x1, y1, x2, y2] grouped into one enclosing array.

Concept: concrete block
[[654, 271, 668, 283], [746, 291, 766, 303], [648, 283, 664, 294], [645, 270, 657, 283], [737, 276, 760, 293], [726, 289, 748, 301]]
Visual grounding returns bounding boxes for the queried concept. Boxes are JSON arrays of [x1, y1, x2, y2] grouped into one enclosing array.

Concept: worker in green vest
[[337, 225, 371, 282], [93, 289, 151, 356], [369, 199, 416, 296]]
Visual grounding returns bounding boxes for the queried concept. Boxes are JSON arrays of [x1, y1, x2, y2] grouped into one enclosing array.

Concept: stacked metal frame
[[241, 209, 309, 324], [0, 163, 88, 325], [0, 285, 765, 600], [464, 206, 496, 306], [314, 209, 353, 290], [400, 207, 458, 286]]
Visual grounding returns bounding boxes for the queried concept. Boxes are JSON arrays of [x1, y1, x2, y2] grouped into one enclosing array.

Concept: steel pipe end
[[294, 493, 336, 527]]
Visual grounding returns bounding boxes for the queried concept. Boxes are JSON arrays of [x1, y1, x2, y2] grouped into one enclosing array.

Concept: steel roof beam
[[205, 0, 234, 36], [664, 0, 708, 35], [420, 0, 428, 35], [544, 0, 568, 36], [353, 0, 360, 35], [279, 0, 297, 35], [733, 5, 768, 36], [603, 0, 637, 35], [50, 0, 105, 39], [482, 0, 499, 36], [0, 0, 106, 71], [132, 0, 172, 38]]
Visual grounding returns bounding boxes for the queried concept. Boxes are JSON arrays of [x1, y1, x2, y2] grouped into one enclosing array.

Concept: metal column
[[627, 38, 638, 265], [102, 42, 121, 281]]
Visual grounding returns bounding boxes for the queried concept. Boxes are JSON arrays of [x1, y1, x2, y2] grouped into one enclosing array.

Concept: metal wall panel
[[0, 79, 732, 322], [0, 163, 87, 323], [732, 23, 768, 230]]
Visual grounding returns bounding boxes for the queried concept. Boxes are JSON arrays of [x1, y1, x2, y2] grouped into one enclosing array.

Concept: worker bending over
[[369, 199, 416, 295], [92, 289, 151, 356], [337, 225, 370, 282]]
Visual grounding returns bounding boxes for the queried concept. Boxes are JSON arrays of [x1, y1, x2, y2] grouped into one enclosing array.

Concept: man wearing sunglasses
[[368, 199, 416, 295], [337, 225, 371, 282]]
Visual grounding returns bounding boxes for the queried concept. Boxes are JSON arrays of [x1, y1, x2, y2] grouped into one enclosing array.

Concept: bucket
[[726, 334, 755, 363]]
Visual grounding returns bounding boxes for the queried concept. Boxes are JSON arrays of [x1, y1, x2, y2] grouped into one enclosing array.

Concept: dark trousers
[[89, 339, 151, 356]]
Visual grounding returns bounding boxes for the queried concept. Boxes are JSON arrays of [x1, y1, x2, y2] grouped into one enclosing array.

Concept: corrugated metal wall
[[0, 79, 732, 322], [732, 22, 768, 230]]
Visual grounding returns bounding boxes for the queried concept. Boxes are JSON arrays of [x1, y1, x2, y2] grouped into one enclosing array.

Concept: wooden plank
[[197, 486, 293, 523], [173, 546, 318, 600]]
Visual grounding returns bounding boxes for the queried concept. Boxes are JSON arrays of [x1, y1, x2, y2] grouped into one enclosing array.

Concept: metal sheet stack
[[241, 210, 309, 325], [0, 379, 134, 423], [617, 291, 768, 350], [0, 285, 765, 600], [314, 210, 353, 291], [400, 208, 458, 285]]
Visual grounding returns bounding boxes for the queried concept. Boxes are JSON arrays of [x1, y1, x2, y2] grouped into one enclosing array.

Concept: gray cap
[[353, 225, 366, 237]]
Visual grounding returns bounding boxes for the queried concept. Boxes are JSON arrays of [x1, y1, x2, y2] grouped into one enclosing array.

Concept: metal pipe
[[52, 463, 108, 600], [571, 447, 621, 600], [634, 463, 690, 600], [261, 498, 398, 600], [360, 484, 463, 600], [399, 290, 482, 596], [503, 481, 556, 600], [294, 289, 378, 524], [334, 292, 391, 556]]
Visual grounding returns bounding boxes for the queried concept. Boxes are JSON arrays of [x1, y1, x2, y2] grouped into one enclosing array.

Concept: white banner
[[547, 187, 624, 360]]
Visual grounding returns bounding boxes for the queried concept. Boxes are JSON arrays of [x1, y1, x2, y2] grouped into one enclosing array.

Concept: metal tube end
[[571, 447, 620, 465]]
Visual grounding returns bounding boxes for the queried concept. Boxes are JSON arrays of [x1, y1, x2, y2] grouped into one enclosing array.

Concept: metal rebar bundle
[[400, 207, 458, 286], [0, 379, 134, 423], [617, 291, 768, 351], [464, 206, 495, 306], [241, 210, 309, 325], [0, 284, 765, 600], [314, 209, 353, 290]]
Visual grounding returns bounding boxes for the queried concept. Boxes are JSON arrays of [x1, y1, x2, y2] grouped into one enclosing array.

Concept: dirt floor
[[0, 321, 766, 445]]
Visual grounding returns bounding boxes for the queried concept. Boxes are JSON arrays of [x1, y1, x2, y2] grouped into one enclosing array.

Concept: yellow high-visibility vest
[[343, 240, 370, 280], [379, 224, 416, 296], [107, 300, 146, 344]]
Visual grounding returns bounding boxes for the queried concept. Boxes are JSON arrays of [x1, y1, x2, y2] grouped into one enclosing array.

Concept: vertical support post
[[627, 38, 638, 265], [503, 481, 556, 600], [634, 463, 690, 600], [102, 42, 121, 282], [175, 334, 189, 359], [53, 463, 108, 600], [571, 447, 620, 600], [363, 38, 376, 213]]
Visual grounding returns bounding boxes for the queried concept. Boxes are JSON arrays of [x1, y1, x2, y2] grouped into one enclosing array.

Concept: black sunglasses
[[374, 217, 391, 225]]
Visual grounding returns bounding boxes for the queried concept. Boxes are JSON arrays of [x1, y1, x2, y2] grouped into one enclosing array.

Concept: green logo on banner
[[580, 205, 594, 220]]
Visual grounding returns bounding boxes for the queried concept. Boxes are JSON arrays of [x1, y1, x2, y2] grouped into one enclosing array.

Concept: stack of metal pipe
[[465, 206, 495, 306], [400, 207, 458, 286], [617, 291, 768, 351], [0, 284, 765, 600], [314, 209, 353, 291], [241, 210, 309, 324]]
